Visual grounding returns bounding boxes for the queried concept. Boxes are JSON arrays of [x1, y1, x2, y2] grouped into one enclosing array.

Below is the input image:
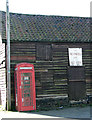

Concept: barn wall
[[0, 43, 6, 110], [10, 42, 92, 103]]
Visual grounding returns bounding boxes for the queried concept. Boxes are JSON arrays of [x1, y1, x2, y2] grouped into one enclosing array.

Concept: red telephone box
[[14, 63, 36, 111]]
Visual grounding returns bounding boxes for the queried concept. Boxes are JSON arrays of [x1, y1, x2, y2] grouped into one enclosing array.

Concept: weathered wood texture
[[67, 67, 86, 100], [0, 43, 6, 110], [10, 42, 92, 103]]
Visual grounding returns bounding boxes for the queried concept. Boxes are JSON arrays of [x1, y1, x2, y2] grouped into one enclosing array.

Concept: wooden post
[[6, 0, 11, 110]]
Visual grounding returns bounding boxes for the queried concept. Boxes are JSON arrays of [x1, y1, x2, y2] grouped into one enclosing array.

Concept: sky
[[0, 0, 91, 17]]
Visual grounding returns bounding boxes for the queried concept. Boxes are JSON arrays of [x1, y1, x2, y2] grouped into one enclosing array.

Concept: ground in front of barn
[[0, 106, 91, 120]]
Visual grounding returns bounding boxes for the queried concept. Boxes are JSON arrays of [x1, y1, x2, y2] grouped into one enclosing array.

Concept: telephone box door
[[19, 71, 36, 111]]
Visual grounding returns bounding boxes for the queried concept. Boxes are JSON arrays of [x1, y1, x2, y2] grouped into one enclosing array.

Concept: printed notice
[[68, 48, 82, 66]]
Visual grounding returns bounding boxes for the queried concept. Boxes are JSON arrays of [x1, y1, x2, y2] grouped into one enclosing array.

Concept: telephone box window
[[21, 73, 32, 106]]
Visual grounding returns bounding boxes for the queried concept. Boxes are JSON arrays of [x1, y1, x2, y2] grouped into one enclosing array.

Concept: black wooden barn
[[0, 11, 92, 109]]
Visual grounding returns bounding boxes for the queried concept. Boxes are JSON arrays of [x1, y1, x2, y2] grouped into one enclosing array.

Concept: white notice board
[[68, 48, 83, 66]]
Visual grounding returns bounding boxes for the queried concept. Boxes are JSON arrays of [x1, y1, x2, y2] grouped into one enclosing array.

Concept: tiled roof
[[0, 11, 91, 42]]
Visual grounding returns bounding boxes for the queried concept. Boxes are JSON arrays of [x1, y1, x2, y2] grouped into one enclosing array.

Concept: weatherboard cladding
[[1, 11, 91, 42]]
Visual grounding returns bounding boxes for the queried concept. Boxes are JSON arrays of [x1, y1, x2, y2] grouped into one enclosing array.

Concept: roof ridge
[[0, 10, 90, 19]]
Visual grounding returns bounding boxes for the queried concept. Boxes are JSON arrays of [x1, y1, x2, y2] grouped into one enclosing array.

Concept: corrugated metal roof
[[0, 11, 91, 42]]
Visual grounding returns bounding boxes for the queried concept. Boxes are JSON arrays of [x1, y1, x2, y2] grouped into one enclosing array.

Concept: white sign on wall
[[68, 48, 83, 66]]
